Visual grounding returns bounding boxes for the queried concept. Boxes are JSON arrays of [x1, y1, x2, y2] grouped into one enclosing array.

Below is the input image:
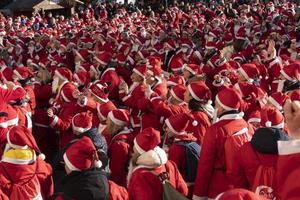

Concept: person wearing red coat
[[128, 127, 188, 200], [105, 109, 134, 187], [193, 87, 254, 200], [47, 102, 84, 148], [184, 81, 213, 145], [99, 67, 122, 101], [234, 128, 289, 199], [275, 100, 300, 200], [0, 126, 54, 199], [108, 180, 129, 200]]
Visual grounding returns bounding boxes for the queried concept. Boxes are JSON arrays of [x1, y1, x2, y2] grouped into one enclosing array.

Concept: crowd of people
[[0, 0, 299, 199]]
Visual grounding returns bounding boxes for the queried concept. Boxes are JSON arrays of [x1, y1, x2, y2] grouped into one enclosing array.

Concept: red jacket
[[108, 128, 134, 187], [193, 112, 254, 199], [128, 160, 188, 200], [0, 158, 54, 199], [108, 180, 129, 200], [49, 102, 83, 148]]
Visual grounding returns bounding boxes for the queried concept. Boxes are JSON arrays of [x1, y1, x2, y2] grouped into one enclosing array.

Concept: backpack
[[152, 169, 189, 200], [0, 162, 43, 200], [251, 151, 276, 200], [175, 141, 200, 183]]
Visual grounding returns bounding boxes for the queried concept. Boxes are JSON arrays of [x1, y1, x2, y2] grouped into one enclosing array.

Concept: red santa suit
[[193, 111, 254, 199], [48, 102, 83, 148], [100, 68, 122, 101], [108, 180, 129, 200]]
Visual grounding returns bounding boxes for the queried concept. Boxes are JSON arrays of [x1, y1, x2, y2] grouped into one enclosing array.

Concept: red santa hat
[[0, 66, 13, 82], [74, 70, 90, 86], [133, 65, 147, 78], [72, 111, 93, 133], [97, 101, 117, 121], [268, 92, 289, 111], [13, 67, 33, 80], [169, 57, 184, 72], [216, 87, 242, 110], [187, 81, 211, 103], [238, 63, 260, 82], [134, 127, 161, 154], [165, 113, 197, 135], [167, 75, 185, 87], [63, 136, 102, 171], [247, 110, 261, 124], [290, 90, 300, 101], [170, 84, 186, 102], [260, 106, 284, 129], [89, 83, 109, 103], [74, 49, 88, 62], [94, 52, 111, 65], [280, 63, 300, 81], [107, 109, 129, 126], [216, 188, 261, 200], [54, 67, 73, 81], [205, 41, 217, 50], [5, 126, 45, 163], [183, 63, 202, 75]]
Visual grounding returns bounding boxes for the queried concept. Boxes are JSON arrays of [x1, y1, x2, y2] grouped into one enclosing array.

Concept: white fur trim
[[94, 56, 107, 65], [165, 118, 184, 135], [108, 111, 126, 126], [97, 104, 106, 120], [215, 95, 237, 111], [89, 88, 109, 103], [133, 68, 145, 78], [188, 84, 200, 101], [74, 74, 83, 86], [185, 66, 196, 75], [170, 89, 183, 102], [50, 116, 59, 127], [192, 195, 208, 200], [0, 117, 19, 128], [268, 96, 283, 111], [270, 121, 284, 129], [248, 118, 261, 123], [232, 128, 248, 136], [278, 140, 300, 155], [218, 113, 243, 121], [265, 121, 272, 127], [63, 153, 80, 171]]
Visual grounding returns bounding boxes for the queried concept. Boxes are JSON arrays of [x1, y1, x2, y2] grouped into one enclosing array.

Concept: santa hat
[[74, 49, 88, 62], [4, 126, 45, 163], [260, 106, 284, 129], [72, 111, 93, 133], [290, 90, 300, 101], [89, 83, 109, 103], [94, 52, 111, 65], [107, 109, 129, 126], [247, 110, 261, 124], [74, 70, 90, 86], [280, 63, 300, 81], [216, 87, 242, 110], [205, 41, 217, 50], [167, 75, 185, 87], [235, 27, 247, 40], [238, 63, 260, 82], [169, 57, 184, 72], [187, 81, 211, 103], [97, 101, 117, 121], [63, 136, 102, 171], [13, 67, 33, 80], [170, 84, 186, 102], [268, 92, 289, 111], [165, 113, 197, 135], [183, 63, 202, 75], [215, 189, 261, 200], [0, 66, 13, 82], [55, 67, 73, 81], [133, 65, 147, 78], [134, 127, 161, 154]]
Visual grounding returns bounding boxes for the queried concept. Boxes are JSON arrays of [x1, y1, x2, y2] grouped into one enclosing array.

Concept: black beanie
[[251, 127, 289, 154]]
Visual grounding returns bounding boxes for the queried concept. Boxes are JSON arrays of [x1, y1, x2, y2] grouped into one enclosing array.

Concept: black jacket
[[62, 168, 109, 200]]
